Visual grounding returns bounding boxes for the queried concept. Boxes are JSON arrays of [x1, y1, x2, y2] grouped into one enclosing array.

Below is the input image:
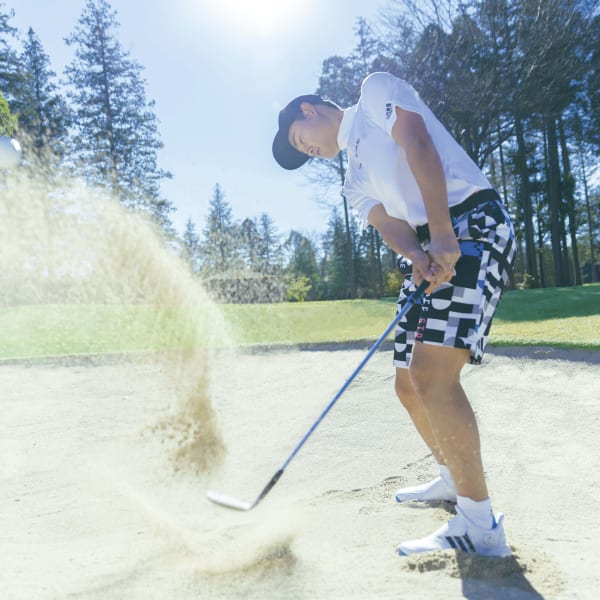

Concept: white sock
[[438, 464, 455, 489], [457, 495, 495, 529]]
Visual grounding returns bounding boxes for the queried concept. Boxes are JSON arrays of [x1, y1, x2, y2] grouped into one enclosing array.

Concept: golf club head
[[206, 490, 254, 511]]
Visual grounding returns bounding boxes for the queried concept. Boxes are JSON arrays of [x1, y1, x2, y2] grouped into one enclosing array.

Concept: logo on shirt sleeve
[[385, 102, 393, 119]]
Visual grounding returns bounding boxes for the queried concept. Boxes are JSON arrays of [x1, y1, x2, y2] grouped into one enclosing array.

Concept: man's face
[[287, 103, 339, 160]]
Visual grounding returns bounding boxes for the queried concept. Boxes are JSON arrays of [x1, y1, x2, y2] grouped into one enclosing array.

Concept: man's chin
[[321, 150, 340, 160]]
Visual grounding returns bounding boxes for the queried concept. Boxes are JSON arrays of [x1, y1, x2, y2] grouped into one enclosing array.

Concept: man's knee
[[395, 369, 419, 410], [408, 366, 439, 407], [408, 345, 468, 400]]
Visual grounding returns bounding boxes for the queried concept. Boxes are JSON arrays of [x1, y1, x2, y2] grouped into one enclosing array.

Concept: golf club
[[206, 278, 429, 511]]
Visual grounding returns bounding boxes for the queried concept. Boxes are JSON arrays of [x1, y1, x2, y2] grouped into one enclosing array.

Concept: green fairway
[[222, 283, 600, 350], [487, 284, 600, 349], [0, 304, 222, 361], [1, 284, 599, 360]]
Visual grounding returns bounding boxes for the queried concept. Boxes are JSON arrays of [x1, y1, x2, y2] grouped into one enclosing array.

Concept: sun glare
[[200, 0, 307, 38]]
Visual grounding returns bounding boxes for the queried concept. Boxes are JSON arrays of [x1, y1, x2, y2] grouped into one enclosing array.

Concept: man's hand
[[367, 204, 460, 293], [407, 248, 436, 291], [427, 231, 461, 285], [367, 205, 438, 289]]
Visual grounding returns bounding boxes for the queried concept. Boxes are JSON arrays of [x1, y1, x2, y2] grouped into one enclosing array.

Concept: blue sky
[[9, 0, 390, 238]]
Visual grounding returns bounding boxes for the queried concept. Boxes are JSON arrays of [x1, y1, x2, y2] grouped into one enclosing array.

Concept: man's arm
[[367, 204, 437, 290], [390, 106, 460, 283]]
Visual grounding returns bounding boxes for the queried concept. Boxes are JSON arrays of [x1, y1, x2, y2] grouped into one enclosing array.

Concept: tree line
[[310, 0, 600, 291], [1, 0, 174, 233], [180, 182, 403, 302], [2, 0, 599, 303]]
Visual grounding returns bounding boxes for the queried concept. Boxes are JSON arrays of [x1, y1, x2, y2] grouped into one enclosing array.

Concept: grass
[[486, 284, 600, 349], [222, 283, 600, 350], [0, 304, 207, 361], [220, 299, 399, 345], [1, 284, 599, 361]]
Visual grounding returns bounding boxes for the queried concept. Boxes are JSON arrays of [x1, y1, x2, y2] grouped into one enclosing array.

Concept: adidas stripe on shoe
[[396, 507, 512, 557]]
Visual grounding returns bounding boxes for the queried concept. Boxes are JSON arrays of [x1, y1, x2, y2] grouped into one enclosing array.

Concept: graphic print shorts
[[394, 198, 517, 368]]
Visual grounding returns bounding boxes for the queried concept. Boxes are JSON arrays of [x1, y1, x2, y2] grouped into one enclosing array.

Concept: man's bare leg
[[394, 367, 457, 502], [408, 343, 487, 501], [395, 368, 445, 463]]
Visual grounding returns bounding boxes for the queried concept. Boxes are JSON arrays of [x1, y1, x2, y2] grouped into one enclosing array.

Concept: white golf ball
[[0, 136, 23, 169]]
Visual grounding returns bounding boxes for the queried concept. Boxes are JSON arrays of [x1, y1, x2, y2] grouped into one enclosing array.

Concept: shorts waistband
[[416, 188, 501, 243]]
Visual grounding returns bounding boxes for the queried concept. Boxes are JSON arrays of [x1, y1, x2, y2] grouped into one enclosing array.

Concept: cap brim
[[272, 129, 311, 170]]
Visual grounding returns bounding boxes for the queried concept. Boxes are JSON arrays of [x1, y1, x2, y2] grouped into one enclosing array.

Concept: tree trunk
[[535, 192, 547, 287], [545, 116, 566, 287], [338, 153, 357, 298], [375, 229, 384, 296], [514, 114, 538, 284], [497, 120, 517, 288], [558, 117, 582, 285], [368, 227, 377, 297], [579, 145, 597, 283]]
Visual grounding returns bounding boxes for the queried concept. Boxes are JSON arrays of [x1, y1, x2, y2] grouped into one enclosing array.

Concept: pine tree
[[181, 217, 201, 273], [0, 3, 20, 97], [64, 0, 173, 234], [11, 28, 70, 168], [284, 230, 320, 300], [321, 206, 351, 299], [239, 217, 261, 271], [257, 212, 282, 274], [200, 183, 240, 274]]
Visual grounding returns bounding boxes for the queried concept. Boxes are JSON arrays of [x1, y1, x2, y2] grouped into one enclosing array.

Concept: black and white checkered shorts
[[394, 197, 517, 368]]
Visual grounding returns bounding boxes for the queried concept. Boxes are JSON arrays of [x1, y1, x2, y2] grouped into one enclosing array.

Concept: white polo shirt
[[338, 72, 491, 229]]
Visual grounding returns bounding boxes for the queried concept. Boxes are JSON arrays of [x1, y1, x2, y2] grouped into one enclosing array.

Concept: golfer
[[272, 72, 516, 557]]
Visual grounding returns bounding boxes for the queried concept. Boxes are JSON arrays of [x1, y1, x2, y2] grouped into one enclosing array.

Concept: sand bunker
[[2, 169, 598, 598], [3, 347, 598, 599]]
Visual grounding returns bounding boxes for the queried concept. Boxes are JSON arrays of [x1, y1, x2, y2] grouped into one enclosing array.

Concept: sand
[[5, 154, 599, 599], [2, 345, 599, 600]]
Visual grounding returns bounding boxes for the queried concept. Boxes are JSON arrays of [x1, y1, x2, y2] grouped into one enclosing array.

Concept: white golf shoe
[[396, 507, 512, 557], [394, 475, 457, 503]]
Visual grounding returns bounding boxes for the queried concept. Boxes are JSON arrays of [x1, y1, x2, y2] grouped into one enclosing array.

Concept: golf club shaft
[[207, 278, 428, 510], [280, 279, 427, 471]]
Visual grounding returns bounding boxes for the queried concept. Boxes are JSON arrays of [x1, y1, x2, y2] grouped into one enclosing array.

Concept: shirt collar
[[337, 105, 357, 151]]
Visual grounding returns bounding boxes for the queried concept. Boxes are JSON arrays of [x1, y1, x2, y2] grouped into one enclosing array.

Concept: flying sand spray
[[0, 156, 226, 475]]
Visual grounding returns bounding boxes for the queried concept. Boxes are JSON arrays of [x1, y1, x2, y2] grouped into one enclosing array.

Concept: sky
[[9, 0, 392, 238]]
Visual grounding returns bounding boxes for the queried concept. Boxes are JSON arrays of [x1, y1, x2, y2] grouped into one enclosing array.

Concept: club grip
[[396, 256, 413, 274], [414, 278, 429, 295]]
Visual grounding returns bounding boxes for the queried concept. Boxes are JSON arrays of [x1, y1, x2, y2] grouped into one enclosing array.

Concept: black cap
[[272, 94, 324, 170]]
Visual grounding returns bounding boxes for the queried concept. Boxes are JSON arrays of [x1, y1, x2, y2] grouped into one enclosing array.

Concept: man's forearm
[[366, 204, 422, 256], [404, 137, 453, 236], [375, 217, 424, 260], [391, 106, 453, 236]]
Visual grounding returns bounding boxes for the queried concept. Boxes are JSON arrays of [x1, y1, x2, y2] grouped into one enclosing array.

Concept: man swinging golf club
[[272, 72, 516, 557]]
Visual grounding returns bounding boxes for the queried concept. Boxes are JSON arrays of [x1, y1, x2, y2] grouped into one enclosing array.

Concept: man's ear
[[299, 102, 318, 117]]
